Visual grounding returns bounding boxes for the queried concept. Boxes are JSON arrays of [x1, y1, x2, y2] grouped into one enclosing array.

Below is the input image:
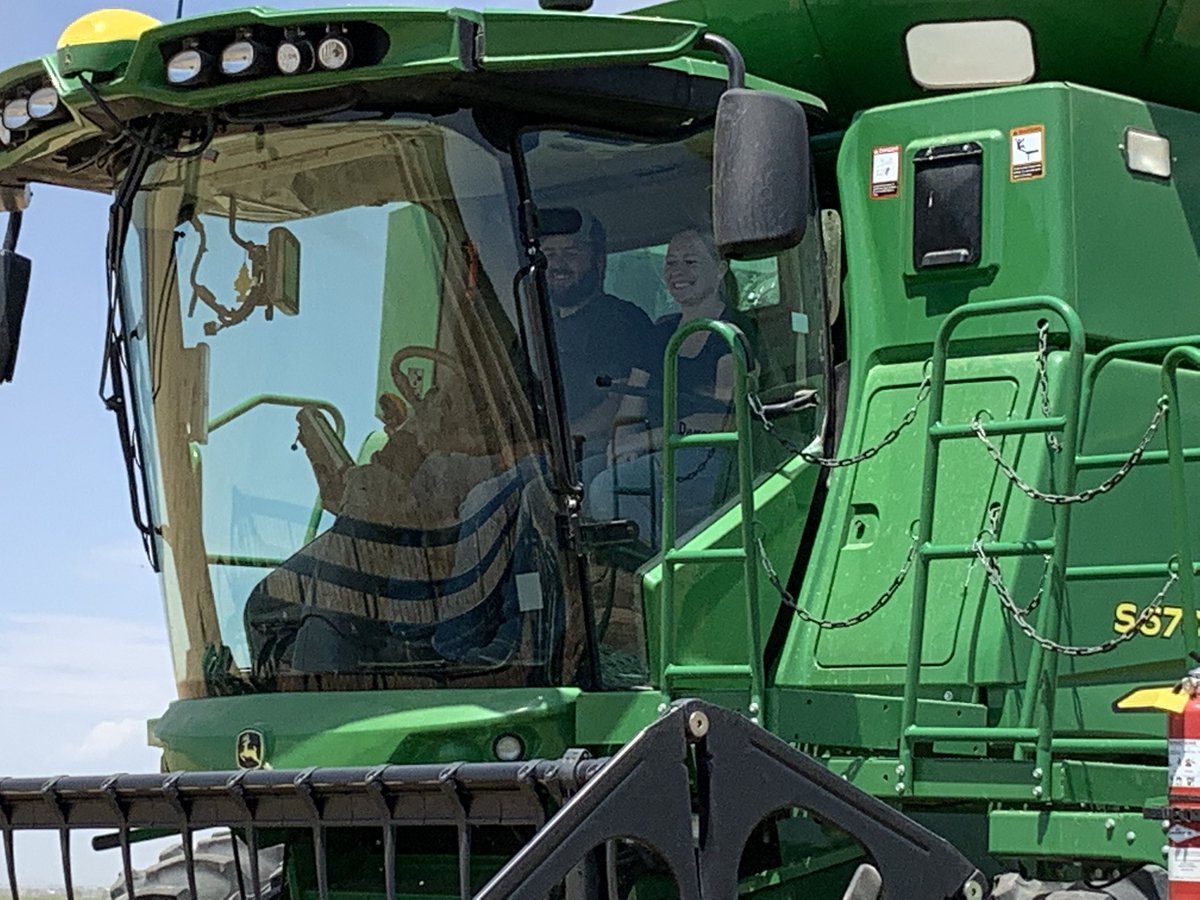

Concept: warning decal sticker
[[1010, 125, 1045, 181], [871, 145, 901, 199]]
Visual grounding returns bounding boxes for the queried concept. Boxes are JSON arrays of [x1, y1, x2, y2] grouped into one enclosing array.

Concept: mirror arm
[[3, 210, 21, 254], [697, 33, 746, 90]]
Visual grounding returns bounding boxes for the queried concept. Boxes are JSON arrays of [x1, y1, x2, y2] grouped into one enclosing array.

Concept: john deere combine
[[3, 1, 1200, 897]]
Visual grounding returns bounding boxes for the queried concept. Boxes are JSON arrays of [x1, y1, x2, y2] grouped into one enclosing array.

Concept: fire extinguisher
[[1168, 671, 1200, 899], [1114, 668, 1200, 896]]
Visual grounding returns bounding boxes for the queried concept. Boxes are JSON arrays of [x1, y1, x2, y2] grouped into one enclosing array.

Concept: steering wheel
[[388, 345, 468, 417]]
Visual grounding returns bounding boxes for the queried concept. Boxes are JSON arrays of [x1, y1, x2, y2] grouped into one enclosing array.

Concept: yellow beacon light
[[57, 9, 161, 77], [58, 9, 161, 48]]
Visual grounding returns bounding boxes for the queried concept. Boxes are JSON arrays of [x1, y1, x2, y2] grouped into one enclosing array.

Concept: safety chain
[[974, 540, 1177, 657], [972, 395, 1169, 505], [1035, 321, 1063, 454], [749, 364, 933, 468], [963, 505, 1050, 616], [756, 532, 919, 629], [675, 446, 717, 483]]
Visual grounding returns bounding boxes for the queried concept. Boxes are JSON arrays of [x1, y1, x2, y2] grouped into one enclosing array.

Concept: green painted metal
[[988, 810, 1164, 865], [639, 0, 1200, 120], [773, 688, 986, 751], [659, 318, 764, 718], [573, 690, 668, 745], [153, 688, 580, 770]]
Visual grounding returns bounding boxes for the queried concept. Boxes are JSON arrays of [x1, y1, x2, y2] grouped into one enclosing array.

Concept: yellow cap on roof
[[58, 9, 161, 49]]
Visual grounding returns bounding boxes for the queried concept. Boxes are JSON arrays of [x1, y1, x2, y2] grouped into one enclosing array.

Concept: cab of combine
[[3, 3, 1200, 898]]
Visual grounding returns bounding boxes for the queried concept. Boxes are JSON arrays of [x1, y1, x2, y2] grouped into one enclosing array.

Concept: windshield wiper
[[99, 120, 172, 571]]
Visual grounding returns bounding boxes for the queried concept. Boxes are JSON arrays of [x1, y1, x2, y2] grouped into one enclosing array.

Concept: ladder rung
[[1066, 561, 1199, 580], [921, 539, 1055, 560], [664, 664, 754, 680], [1076, 447, 1200, 470], [907, 725, 1037, 743], [667, 432, 740, 448], [930, 416, 1067, 440], [665, 548, 747, 564]]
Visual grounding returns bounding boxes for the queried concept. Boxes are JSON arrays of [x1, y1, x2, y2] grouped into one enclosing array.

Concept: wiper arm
[[101, 127, 163, 570]]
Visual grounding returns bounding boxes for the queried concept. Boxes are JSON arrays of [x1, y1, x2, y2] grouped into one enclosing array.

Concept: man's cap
[[540, 207, 606, 253]]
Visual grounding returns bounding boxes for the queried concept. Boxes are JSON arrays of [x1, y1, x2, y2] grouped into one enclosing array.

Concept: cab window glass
[[522, 127, 827, 687]]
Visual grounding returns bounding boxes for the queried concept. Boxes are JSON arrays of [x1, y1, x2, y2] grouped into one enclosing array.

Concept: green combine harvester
[[4, 1, 1200, 897]]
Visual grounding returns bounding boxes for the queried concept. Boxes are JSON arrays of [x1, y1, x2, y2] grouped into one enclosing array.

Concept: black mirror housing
[[713, 89, 811, 261], [0, 248, 32, 384]]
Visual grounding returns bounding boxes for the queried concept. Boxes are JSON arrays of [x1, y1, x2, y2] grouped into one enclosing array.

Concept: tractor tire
[[108, 831, 284, 900]]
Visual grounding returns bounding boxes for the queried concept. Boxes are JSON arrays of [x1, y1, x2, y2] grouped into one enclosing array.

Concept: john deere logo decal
[[236, 729, 265, 769]]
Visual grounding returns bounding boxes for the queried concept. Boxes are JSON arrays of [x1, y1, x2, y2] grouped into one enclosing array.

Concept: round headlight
[[316, 34, 353, 71], [276, 40, 314, 76], [493, 733, 525, 762], [1, 98, 30, 132], [167, 48, 208, 85], [221, 40, 263, 76], [27, 87, 60, 120]]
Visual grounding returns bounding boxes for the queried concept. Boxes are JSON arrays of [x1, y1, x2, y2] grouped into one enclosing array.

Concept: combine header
[[2, 1, 1200, 897]]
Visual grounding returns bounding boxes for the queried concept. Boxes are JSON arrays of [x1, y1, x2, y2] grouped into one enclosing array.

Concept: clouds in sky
[[0, 611, 173, 769]]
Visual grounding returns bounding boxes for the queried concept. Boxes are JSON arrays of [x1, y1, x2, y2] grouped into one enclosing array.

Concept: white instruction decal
[[871, 145, 901, 199], [1010, 125, 1045, 181], [1170, 738, 1200, 788]]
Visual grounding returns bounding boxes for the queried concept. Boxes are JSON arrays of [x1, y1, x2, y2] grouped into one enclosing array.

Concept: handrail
[[900, 296, 1086, 797], [208, 393, 346, 437], [206, 394, 347, 543], [659, 319, 763, 719], [1077, 335, 1200, 437], [1162, 346, 1200, 662]]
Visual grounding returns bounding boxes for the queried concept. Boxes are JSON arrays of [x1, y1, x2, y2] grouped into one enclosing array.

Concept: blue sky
[[0, 0, 637, 887]]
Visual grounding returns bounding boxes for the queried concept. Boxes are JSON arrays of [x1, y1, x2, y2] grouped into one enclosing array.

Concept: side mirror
[[265, 226, 300, 316], [712, 89, 811, 261], [0, 213, 32, 384]]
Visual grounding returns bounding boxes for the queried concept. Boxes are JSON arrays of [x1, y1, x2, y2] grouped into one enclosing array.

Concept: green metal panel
[[641, 456, 820, 713], [152, 688, 579, 770], [812, 369, 1020, 668], [773, 687, 986, 751], [825, 755, 1043, 801], [1068, 91, 1200, 341], [574, 689, 667, 745], [1054, 760, 1166, 807], [638, 0, 1200, 121], [989, 810, 1164, 865]]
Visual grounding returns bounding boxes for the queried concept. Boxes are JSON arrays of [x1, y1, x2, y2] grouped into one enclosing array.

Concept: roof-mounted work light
[[316, 27, 353, 71], [167, 45, 212, 86], [221, 32, 269, 77], [27, 88, 61, 121], [276, 31, 315, 75], [1, 99, 30, 132]]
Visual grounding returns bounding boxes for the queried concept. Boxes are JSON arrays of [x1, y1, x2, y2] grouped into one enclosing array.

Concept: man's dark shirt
[[552, 292, 660, 448]]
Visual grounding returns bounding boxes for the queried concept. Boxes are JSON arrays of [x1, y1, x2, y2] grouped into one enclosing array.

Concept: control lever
[[294, 406, 354, 514]]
